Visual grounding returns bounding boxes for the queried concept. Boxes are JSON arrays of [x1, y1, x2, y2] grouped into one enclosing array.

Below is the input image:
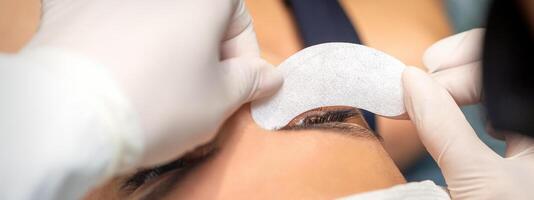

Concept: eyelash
[[299, 110, 355, 126]]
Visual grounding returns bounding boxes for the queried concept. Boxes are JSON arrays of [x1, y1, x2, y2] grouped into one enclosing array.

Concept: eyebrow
[[140, 163, 201, 200], [136, 153, 215, 200], [140, 171, 183, 200], [123, 141, 220, 200]]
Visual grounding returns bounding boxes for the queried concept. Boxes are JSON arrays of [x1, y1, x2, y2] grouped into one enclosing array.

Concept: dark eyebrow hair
[[122, 141, 220, 200], [138, 157, 210, 200], [140, 171, 183, 200], [137, 152, 216, 200]]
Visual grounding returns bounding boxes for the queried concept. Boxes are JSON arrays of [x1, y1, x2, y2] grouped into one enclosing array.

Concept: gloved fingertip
[[249, 66, 284, 101], [402, 66, 430, 92], [423, 28, 485, 73], [423, 31, 470, 72]]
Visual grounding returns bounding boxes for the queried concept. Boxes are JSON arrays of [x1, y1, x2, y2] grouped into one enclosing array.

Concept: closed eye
[[279, 106, 380, 139]]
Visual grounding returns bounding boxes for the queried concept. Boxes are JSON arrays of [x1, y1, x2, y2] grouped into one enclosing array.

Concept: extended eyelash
[[300, 110, 356, 126], [281, 108, 382, 140]]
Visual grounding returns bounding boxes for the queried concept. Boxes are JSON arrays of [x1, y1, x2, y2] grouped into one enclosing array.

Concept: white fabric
[[252, 43, 405, 130], [339, 181, 450, 200], [0, 0, 282, 199], [402, 28, 534, 200]]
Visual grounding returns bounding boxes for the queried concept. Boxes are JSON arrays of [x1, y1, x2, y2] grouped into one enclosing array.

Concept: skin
[[85, 106, 405, 199], [0, 0, 40, 52]]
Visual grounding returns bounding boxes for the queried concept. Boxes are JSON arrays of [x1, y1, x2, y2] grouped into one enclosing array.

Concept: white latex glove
[[403, 29, 534, 200], [26, 0, 283, 169]]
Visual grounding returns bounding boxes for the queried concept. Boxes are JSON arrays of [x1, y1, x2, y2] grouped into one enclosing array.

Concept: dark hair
[[482, 0, 534, 136]]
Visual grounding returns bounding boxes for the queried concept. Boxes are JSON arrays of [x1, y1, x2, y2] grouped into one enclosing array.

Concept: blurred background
[[0, 0, 503, 186]]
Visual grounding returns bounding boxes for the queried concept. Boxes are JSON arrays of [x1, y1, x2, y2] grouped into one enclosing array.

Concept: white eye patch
[[251, 43, 406, 130]]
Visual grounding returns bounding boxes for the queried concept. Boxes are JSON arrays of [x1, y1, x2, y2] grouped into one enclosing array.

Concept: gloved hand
[[25, 0, 283, 169], [403, 28, 534, 200]]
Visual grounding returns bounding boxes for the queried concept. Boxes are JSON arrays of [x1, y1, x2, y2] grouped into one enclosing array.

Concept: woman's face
[[85, 105, 405, 199]]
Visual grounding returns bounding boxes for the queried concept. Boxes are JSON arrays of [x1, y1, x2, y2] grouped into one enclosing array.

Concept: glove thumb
[[220, 57, 283, 109]]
